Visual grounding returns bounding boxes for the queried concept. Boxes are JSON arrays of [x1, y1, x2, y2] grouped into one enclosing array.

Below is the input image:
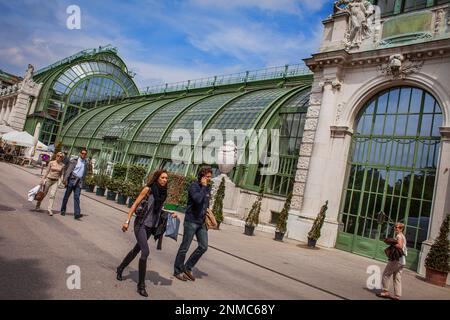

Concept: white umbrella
[[0, 125, 14, 137], [2, 131, 47, 150], [2, 131, 34, 147]]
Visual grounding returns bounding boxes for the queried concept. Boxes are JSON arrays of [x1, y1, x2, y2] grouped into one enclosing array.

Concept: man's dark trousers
[[174, 220, 208, 275], [61, 177, 82, 218]]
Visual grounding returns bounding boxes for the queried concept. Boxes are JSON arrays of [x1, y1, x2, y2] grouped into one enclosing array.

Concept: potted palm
[[275, 192, 292, 241], [425, 215, 450, 287], [244, 186, 264, 236], [307, 201, 328, 248], [212, 177, 226, 229]]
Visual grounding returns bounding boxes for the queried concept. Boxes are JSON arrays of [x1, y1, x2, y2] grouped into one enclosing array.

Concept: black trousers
[[131, 225, 154, 261]]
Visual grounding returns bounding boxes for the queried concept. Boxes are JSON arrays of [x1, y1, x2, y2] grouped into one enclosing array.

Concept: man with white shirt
[[60, 148, 88, 220]]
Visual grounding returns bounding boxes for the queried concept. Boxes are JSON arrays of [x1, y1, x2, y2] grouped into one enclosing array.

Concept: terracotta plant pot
[[425, 267, 448, 287], [307, 238, 317, 248], [274, 231, 285, 241], [244, 225, 255, 236]]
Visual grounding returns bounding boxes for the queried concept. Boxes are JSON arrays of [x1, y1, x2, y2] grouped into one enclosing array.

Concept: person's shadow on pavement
[[126, 270, 173, 286]]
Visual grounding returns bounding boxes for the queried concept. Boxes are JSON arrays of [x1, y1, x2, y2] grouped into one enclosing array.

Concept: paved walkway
[[2, 162, 449, 300]]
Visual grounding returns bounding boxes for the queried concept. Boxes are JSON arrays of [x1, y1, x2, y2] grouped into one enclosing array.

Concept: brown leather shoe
[[174, 273, 187, 281], [184, 270, 195, 281]]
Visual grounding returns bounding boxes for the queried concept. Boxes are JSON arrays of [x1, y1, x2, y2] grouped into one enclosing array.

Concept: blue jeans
[[174, 220, 208, 275], [60, 178, 82, 218]]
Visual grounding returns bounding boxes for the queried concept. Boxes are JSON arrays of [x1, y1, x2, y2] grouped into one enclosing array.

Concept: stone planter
[[96, 187, 106, 197], [425, 267, 448, 287], [117, 194, 127, 205], [274, 231, 285, 242], [307, 238, 317, 248], [244, 225, 255, 236], [106, 191, 117, 201]]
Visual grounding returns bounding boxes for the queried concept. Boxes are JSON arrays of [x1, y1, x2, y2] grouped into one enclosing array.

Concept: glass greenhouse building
[[24, 46, 139, 146], [59, 64, 313, 197], [20, 45, 313, 198]]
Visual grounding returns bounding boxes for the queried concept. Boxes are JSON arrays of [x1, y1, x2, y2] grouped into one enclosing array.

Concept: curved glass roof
[[62, 86, 311, 163], [207, 88, 291, 130], [162, 92, 241, 144]]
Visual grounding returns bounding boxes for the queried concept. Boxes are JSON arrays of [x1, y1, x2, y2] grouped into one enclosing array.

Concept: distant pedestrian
[[116, 170, 176, 297], [173, 166, 212, 282], [377, 223, 407, 300], [60, 148, 88, 220], [36, 152, 65, 216]]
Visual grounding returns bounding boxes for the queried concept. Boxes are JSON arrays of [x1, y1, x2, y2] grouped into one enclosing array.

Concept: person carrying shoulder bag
[[35, 152, 65, 216], [116, 169, 177, 298], [377, 223, 407, 300]]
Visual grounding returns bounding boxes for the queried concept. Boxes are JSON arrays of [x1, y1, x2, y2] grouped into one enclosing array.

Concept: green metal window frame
[[336, 86, 442, 270], [372, 0, 449, 17]]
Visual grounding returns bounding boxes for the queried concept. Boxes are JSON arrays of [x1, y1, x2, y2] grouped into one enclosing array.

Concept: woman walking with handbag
[[36, 152, 65, 216], [377, 222, 408, 300], [116, 169, 176, 297]]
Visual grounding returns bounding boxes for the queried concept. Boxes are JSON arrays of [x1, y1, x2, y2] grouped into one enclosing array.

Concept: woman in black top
[[116, 169, 175, 297]]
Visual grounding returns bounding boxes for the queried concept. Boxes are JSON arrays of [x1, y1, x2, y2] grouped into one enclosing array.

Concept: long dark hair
[[147, 169, 169, 188]]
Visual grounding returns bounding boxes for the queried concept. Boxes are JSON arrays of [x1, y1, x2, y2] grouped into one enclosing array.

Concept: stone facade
[[287, 1, 450, 282], [0, 66, 42, 132]]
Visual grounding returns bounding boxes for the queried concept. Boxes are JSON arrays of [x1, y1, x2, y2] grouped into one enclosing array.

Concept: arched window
[[337, 86, 442, 269]]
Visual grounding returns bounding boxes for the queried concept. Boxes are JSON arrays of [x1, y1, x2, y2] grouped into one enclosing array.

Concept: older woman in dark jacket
[[116, 169, 175, 297]]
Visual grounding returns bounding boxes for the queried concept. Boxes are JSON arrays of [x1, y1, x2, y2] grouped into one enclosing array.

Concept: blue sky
[[0, 0, 332, 89]]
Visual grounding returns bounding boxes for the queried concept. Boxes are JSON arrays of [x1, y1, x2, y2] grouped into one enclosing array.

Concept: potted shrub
[[128, 165, 146, 185], [84, 175, 96, 193], [165, 173, 185, 211], [275, 192, 292, 242], [117, 180, 129, 205], [425, 215, 450, 287], [212, 177, 226, 229], [307, 201, 328, 248], [127, 183, 142, 208], [106, 178, 120, 201], [94, 174, 108, 196], [244, 186, 264, 236], [112, 163, 128, 181]]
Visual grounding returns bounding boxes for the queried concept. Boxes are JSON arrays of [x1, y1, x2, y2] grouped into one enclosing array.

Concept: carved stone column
[[0, 100, 5, 123], [4, 98, 13, 125], [287, 65, 346, 246]]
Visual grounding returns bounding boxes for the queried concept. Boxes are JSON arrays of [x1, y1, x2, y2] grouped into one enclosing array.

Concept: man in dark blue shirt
[[174, 166, 212, 281]]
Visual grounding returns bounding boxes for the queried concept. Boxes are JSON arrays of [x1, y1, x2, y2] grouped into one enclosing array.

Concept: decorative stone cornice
[[440, 127, 450, 140], [330, 126, 353, 138], [304, 38, 450, 72]]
